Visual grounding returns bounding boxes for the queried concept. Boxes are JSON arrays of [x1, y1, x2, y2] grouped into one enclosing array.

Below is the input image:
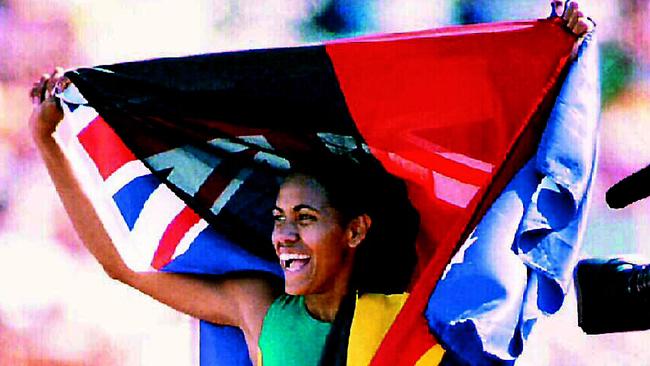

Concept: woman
[[29, 3, 593, 364]]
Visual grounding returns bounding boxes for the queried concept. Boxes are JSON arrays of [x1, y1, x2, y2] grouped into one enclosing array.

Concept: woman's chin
[[283, 274, 311, 295], [284, 287, 302, 295], [284, 284, 308, 295], [281, 259, 314, 294]]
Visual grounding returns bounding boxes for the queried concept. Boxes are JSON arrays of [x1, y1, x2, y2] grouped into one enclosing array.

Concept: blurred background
[[0, 0, 648, 365]]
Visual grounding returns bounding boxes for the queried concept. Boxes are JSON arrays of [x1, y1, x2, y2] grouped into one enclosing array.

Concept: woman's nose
[[272, 221, 299, 244]]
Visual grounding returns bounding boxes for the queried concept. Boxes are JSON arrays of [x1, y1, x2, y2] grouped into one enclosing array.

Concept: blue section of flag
[[200, 322, 253, 366], [160, 225, 283, 277], [426, 33, 600, 365], [112, 173, 161, 230]]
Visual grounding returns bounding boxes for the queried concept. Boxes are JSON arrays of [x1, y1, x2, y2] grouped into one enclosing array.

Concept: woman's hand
[[28, 67, 69, 144], [551, 1, 595, 36]]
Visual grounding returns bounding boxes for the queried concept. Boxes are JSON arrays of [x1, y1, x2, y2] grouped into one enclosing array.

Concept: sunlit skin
[[272, 174, 370, 321]]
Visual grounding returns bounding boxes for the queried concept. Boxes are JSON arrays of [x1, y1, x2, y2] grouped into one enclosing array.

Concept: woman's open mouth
[[279, 253, 311, 272]]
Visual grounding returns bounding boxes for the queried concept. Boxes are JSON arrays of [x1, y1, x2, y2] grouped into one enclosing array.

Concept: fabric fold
[[426, 33, 600, 365]]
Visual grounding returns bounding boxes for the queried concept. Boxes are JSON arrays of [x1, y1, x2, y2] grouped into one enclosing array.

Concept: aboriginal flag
[[54, 17, 599, 366]]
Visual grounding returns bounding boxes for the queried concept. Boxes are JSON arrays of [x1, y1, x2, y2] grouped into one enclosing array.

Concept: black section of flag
[[66, 46, 359, 138]]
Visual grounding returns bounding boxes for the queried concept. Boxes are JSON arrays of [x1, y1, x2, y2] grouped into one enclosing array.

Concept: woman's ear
[[347, 214, 372, 248]]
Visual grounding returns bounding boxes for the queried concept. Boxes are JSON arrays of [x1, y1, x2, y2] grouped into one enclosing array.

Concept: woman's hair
[[288, 151, 419, 294]]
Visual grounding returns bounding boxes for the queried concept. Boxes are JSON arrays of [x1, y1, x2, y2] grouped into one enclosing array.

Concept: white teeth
[[278, 253, 310, 261], [279, 253, 311, 272]]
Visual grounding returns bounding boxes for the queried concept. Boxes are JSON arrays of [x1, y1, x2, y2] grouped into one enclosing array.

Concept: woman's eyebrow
[[293, 204, 319, 213], [272, 206, 284, 213]]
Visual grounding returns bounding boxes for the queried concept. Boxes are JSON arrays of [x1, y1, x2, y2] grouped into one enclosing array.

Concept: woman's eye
[[297, 213, 317, 224], [272, 215, 285, 224]]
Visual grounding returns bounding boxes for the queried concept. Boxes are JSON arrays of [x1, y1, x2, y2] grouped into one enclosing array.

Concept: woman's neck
[[303, 272, 353, 323], [303, 292, 344, 322]]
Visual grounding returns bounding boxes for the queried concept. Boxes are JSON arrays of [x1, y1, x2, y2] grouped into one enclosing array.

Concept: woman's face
[[271, 174, 356, 295]]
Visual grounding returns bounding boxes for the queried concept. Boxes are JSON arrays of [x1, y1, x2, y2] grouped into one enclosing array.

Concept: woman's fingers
[[53, 71, 71, 97], [30, 73, 51, 105], [30, 67, 70, 106], [28, 68, 68, 139], [568, 9, 582, 30], [563, 1, 578, 27], [571, 17, 594, 35], [560, 2, 594, 36], [45, 68, 59, 96], [45, 67, 65, 99], [30, 81, 42, 105]]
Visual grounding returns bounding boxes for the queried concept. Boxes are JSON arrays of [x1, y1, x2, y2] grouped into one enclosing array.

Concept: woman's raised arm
[[28, 69, 277, 339]]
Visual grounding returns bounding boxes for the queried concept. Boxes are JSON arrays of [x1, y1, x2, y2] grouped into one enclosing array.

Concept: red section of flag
[[151, 206, 202, 270], [78, 115, 138, 180], [326, 18, 576, 365]]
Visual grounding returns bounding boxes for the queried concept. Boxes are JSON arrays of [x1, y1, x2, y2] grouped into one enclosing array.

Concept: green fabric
[[259, 294, 332, 366]]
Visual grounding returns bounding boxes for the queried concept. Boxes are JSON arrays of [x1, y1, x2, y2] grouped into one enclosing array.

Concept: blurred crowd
[[0, 1, 648, 365]]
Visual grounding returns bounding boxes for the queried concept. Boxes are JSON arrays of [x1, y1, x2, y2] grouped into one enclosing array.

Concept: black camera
[[575, 164, 650, 334], [576, 258, 650, 334]]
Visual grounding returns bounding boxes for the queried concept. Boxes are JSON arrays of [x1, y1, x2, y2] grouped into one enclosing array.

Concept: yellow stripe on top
[[347, 293, 445, 366]]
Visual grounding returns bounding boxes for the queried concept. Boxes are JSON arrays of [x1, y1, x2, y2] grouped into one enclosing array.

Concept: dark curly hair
[[287, 150, 419, 294]]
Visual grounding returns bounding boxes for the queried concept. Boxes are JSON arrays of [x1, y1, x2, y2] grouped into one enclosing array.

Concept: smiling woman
[[279, 161, 420, 290], [285, 155, 421, 296], [273, 174, 357, 300]]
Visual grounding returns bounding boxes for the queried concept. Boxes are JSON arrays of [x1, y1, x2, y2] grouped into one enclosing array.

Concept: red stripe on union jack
[[152, 206, 202, 270], [78, 116, 138, 180]]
